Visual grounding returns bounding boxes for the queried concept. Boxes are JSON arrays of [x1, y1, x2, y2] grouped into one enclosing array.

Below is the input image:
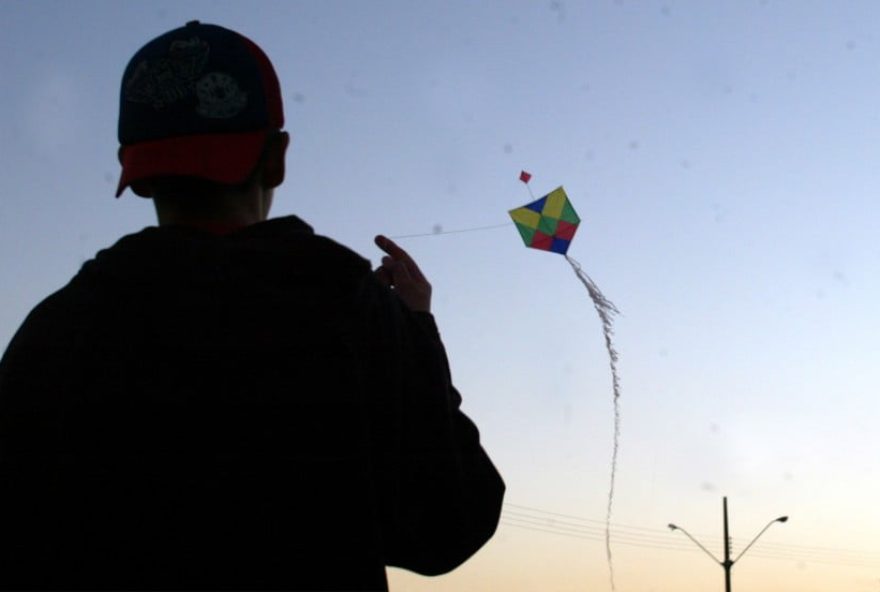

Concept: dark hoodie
[[0, 216, 504, 590]]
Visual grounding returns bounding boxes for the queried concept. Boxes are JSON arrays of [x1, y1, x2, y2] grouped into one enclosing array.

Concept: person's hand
[[374, 235, 432, 313]]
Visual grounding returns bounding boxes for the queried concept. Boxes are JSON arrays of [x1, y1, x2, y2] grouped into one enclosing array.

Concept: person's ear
[[130, 181, 154, 198], [261, 131, 289, 189]]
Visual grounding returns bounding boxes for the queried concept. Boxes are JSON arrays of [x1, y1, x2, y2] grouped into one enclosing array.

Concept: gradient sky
[[2, 1, 880, 590]]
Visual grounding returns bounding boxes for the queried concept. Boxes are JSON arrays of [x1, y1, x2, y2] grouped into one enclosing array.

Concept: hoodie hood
[[76, 216, 370, 299]]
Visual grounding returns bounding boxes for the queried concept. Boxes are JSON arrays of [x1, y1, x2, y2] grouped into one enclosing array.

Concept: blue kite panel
[[550, 237, 571, 254], [525, 196, 547, 213]]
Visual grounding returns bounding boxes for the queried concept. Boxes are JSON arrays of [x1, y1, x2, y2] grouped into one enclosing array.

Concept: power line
[[501, 503, 880, 569]]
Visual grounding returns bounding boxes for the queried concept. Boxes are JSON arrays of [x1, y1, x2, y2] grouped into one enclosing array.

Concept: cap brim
[[116, 130, 270, 197]]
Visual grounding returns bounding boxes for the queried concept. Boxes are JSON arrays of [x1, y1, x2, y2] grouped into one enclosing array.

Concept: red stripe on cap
[[116, 130, 269, 197]]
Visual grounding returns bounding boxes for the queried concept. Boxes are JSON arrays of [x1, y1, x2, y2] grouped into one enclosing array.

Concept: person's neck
[[154, 187, 271, 230]]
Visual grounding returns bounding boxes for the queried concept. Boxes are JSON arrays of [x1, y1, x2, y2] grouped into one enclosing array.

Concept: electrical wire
[[501, 503, 880, 569]]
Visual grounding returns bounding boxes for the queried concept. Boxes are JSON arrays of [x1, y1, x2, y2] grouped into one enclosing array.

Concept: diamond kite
[[508, 186, 580, 255]]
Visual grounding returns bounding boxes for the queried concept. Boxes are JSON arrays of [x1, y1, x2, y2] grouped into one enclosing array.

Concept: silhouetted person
[[0, 21, 504, 590]]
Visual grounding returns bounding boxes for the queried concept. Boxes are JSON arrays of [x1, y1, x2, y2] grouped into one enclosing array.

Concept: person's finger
[[377, 255, 413, 286], [375, 235, 426, 282], [374, 234, 397, 252], [375, 235, 416, 265]]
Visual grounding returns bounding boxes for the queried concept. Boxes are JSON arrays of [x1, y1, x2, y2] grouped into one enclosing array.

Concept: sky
[[2, 1, 880, 590]]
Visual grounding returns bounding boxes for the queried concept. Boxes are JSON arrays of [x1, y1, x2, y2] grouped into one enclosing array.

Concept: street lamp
[[667, 523, 722, 564], [668, 497, 788, 592], [733, 514, 788, 564]]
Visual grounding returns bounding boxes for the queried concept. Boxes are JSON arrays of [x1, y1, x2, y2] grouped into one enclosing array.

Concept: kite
[[509, 172, 622, 592], [509, 185, 580, 255]]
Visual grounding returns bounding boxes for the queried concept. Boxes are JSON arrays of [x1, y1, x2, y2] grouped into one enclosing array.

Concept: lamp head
[[668, 523, 678, 531], [777, 516, 789, 523]]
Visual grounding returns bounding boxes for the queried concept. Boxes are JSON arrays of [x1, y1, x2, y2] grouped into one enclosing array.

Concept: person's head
[[116, 21, 289, 227]]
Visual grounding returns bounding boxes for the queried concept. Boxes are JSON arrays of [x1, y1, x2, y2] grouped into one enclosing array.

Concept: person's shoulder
[[242, 216, 372, 274], [7, 227, 161, 346], [0, 274, 96, 360]]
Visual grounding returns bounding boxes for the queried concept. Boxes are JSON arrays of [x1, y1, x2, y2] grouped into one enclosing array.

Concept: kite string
[[388, 222, 512, 240], [565, 254, 621, 592], [391, 173, 531, 240]]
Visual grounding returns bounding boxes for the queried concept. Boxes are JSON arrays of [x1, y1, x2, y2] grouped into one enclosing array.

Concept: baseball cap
[[116, 21, 284, 197]]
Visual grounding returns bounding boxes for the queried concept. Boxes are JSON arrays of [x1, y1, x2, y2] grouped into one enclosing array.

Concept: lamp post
[[668, 496, 788, 592]]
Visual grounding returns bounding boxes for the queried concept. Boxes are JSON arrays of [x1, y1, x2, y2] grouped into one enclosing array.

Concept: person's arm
[[0, 295, 83, 588], [366, 236, 505, 575]]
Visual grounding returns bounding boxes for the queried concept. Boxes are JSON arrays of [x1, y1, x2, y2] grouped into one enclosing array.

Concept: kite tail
[[565, 254, 621, 592]]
